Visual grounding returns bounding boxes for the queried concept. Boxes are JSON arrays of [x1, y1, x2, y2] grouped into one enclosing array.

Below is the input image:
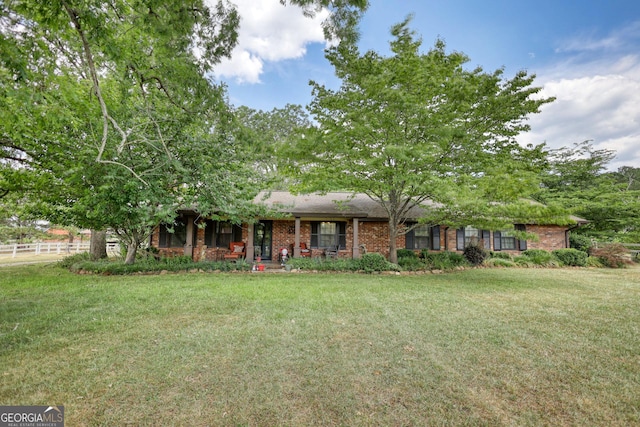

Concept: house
[[150, 191, 587, 262]]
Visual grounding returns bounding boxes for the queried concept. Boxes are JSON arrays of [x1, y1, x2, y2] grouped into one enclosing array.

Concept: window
[[406, 225, 440, 250], [456, 226, 490, 250], [158, 220, 187, 248], [311, 222, 346, 249], [217, 221, 242, 248], [494, 231, 517, 250], [493, 225, 527, 251]]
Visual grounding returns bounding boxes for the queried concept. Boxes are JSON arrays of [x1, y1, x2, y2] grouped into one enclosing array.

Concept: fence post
[[12, 243, 17, 258]]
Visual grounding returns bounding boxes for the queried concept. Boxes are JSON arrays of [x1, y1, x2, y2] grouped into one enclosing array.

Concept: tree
[[285, 18, 557, 263], [235, 104, 314, 188], [537, 142, 640, 242]]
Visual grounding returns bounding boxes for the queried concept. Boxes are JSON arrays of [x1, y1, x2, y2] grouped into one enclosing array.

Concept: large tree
[[536, 142, 640, 242], [285, 18, 558, 262], [1, 0, 370, 263]]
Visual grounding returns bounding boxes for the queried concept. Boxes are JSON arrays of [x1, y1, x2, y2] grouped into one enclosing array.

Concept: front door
[[254, 221, 273, 260]]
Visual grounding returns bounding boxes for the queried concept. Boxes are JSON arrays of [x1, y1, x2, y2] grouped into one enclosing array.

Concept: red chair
[[299, 242, 311, 258]]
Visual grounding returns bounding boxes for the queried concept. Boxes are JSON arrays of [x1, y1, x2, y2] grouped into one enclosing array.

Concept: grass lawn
[[1, 266, 639, 426]]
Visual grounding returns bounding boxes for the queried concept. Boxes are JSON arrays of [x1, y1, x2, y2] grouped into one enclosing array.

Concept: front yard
[[1, 265, 639, 426]]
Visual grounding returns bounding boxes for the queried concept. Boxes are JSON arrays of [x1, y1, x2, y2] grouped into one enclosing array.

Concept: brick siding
[[151, 219, 570, 260]]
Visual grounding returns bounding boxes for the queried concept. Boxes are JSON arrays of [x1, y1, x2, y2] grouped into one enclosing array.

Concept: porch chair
[[299, 242, 311, 258], [223, 242, 246, 260], [325, 244, 340, 259]]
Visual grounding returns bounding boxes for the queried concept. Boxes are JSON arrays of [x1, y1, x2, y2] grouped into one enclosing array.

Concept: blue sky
[[212, 1, 640, 169]]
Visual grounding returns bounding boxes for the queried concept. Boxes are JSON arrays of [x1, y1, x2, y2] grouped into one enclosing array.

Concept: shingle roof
[[255, 191, 429, 220]]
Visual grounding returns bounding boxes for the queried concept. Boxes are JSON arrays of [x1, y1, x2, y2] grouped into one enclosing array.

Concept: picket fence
[[0, 242, 121, 258]]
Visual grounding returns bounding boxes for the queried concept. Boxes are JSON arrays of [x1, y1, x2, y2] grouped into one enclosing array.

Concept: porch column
[[184, 216, 194, 258], [352, 218, 360, 259], [293, 217, 301, 258], [246, 223, 255, 261]]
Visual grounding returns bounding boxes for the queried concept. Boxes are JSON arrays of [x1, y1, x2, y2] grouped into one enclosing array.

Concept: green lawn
[[1, 266, 639, 426]]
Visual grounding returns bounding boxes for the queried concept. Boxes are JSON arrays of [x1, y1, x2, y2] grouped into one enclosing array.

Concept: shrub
[[57, 252, 92, 269], [570, 234, 594, 253], [360, 253, 392, 273], [397, 249, 418, 259], [423, 251, 468, 270], [489, 251, 512, 260], [398, 256, 425, 271], [522, 249, 555, 266], [552, 248, 588, 267], [463, 244, 487, 266], [485, 258, 516, 268], [591, 243, 633, 268], [586, 256, 604, 268]]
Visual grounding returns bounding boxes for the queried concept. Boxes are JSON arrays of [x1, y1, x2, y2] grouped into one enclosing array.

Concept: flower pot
[[258, 264, 265, 271]]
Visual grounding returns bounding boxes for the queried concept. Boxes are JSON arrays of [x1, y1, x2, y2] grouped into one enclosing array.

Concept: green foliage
[[57, 252, 92, 269], [284, 18, 555, 264], [570, 234, 594, 253], [360, 253, 393, 273], [423, 251, 468, 270], [397, 249, 418, 259], [485, 258, 517, 268], [591, 244, 633, 268], [522, 249, 555, 265], [398, 256, 425, 271], [552, 249, 589, 267], [489, 251, 513, 260], [463, 244, 488, 266]]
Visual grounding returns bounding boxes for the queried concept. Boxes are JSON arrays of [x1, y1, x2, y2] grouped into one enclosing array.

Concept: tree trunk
[[89, 229, 108, 260], [124, 241, 138, 265], [388, 219, 398, 264]]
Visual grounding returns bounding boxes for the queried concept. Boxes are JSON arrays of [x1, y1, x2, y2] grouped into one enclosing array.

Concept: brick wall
[[151, 220, 570, 260]]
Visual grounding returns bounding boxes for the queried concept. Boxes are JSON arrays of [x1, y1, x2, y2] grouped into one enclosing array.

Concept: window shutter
[[310, 222, 318, 248], [516, 224, 527, 251], [456, 228, 465, 251], [493, 231, 502, 251], [406, 229, 415, 250], [431, 226, 440, 250], [338, 222, 347, 249], [482, 230, 491, 249], [159, 225, 168, 248]]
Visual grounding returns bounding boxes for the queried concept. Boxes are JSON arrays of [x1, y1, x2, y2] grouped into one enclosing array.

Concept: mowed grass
[[1, 266, 639, 426]]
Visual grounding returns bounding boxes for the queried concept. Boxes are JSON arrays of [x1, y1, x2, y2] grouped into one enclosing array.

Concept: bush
[[485, 258, 516, 268], [57, 252, 92, 269], [423, 251, 468, 270], [586, 256, 604, 268], [398, 256, 425, 271], [489, 251, 512, 260], [591, 243, 633, 268], [397, 249, 418, 259], [360, 253, 392, 273], [570, 234, 594, 253], [521, 249, 555, 266], [552, 248, 588, 267], [463, 244, 487, 266]]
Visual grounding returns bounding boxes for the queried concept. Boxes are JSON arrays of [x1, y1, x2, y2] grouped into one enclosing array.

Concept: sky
[[211, 0, 640, 170]]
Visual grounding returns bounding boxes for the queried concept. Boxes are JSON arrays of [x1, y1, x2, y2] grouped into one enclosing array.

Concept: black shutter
[[310, 222, 319, 248], [493, 231, 502, 251], [516, 224, 527, 251], [159, 224, 168, 248], [204, 220, 214, 247], [431, 226, 440, 250], [456, 228, 465, 250], [338, 222, 347, 249], [406, 227, 415, 249], [482, 230, 491, 249], [233, 224, 242, 242]]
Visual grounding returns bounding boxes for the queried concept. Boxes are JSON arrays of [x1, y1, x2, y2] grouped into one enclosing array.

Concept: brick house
[[150, 191, 586, 262]]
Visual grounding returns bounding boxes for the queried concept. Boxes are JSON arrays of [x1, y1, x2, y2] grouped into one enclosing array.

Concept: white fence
[[0, 242, 121, 258]]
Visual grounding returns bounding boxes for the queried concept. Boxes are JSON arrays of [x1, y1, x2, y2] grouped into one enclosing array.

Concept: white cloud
[[210, 0, 330, 84], [520, 23, 640, 170]]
